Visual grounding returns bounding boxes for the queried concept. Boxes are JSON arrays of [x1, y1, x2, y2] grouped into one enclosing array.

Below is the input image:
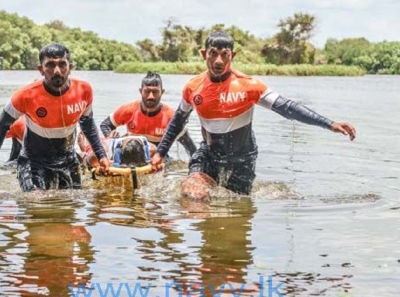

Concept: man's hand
[[98, 157, 111, 174], [151, 153, 164, 172], [109, 130, 120, 138], [331, 122, 356, 141]]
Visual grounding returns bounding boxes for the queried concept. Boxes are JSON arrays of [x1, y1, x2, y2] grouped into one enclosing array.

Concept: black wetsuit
[[157, 70, 333, 195], [0, 79, 106, 191]]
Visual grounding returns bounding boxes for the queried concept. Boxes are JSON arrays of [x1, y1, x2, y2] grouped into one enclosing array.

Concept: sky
[[1, 0, 399, 48]]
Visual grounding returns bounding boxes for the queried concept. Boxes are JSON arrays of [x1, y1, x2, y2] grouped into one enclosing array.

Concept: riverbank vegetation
[[0, 10, 399, 75], [115, 61, 365, 76]]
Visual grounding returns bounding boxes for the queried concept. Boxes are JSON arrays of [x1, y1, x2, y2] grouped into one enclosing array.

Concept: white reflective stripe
[[25, 117, 76, 138], [4, 102, 22, 119], [258, 90, 280, 109], [177, 126, 188, 139], [199, 108, 254, 134], [82, 104, 93, 116], [109, 113, 118, 127], [180, 100, 193, 112]]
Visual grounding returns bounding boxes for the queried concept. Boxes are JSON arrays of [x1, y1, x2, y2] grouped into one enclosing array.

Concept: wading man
[[100, 71, 197, 159], [0, 43, 109, 191], [151, 31, 356, 199]]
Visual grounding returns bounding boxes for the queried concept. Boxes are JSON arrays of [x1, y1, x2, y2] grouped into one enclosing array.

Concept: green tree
[[0, 10, 141, 70], [0, 10, 39, 69], [364, 42, 400, 74], [262, 12, 316, 64], [321, 38, 400, 74], [323, 37, 371, 65], [158, 18, 199, 62], [136, 39, 160, 62], [44, 20, 69, 31]]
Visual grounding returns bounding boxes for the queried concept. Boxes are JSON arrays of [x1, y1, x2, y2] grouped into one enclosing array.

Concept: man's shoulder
[[182, 72, 208, 96], [117, 100, 140, 108], [11, 80, 43, 102], [232, 69, 266, 88], [70, 78, 92, 90], [185, 71, 208, 86], [160, 103, 175, 114], [231, 69, 254, 80], [114, 100, 140, 113], [15, 79, 43, 93]]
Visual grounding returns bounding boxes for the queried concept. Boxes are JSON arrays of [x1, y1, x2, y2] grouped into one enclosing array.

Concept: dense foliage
[[262, 13, 316, 65], [0, 11, 142, 70], [322, 38, 400, 74], [0, 10, 399, 74]]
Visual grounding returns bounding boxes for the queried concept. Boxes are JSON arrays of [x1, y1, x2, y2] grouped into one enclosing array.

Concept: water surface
[[0, 71, 399, 297]]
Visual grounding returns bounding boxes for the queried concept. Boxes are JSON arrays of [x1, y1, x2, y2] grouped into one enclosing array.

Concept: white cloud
[[307, 0, 373, 9], [1, 0, 399, 49]]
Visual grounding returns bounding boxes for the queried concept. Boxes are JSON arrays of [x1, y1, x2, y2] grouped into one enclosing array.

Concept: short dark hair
[[141, 71, 163, 89], [205, 31, 234, 50], [121, 139, 147, 167], [39, 43, 71, 64]]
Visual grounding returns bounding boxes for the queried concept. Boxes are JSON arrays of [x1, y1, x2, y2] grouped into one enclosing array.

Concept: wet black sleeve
[[177, 130, 197, 156], [100, 116, 117, 138], [271, 96, 333, 129], [8, 138, 21, 162], [0, 110, 16, 149], [157, 106, 192, 158], [79, 113, 107, 161]]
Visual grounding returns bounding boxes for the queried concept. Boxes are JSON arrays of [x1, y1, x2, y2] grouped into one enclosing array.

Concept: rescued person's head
[[120, 138, 147, 167]]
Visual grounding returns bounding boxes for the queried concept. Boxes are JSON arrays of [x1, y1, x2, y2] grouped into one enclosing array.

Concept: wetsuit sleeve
[[157, 105, 192, 158], [100, 116, 117, 137], [8, 138, 21, 162], [177, 129, 197, 156], [79, 113, 107, 161], [0, 110, 17, 149], [258, 91, 333, 130]]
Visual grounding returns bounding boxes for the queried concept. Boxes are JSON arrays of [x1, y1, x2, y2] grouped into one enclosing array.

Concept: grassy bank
[[115, 62, 366, 76]]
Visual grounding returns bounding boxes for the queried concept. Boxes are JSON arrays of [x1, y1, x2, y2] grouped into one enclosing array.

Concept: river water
[[0, 71, 399, 297]]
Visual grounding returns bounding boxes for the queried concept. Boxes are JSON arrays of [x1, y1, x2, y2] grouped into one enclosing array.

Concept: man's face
[[201, 47, 235, 78], [38, 56, 71, 89], [140, 85, 164, 109]]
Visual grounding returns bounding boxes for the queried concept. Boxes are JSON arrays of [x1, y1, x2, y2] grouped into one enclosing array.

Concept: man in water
[[100, 71, 197, 158], [0, 43, 110, 191], [151, 31, 357, 199]]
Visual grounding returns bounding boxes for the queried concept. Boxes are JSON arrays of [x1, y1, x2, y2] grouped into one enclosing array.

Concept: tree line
[[1, 10, 399, 74]]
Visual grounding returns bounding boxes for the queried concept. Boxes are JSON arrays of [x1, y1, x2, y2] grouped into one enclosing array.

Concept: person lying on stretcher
[[76, 131, 156, 170]]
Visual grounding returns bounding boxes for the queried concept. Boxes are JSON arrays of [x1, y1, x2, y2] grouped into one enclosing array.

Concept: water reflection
[[85, 176, 259, 296], [0, 172, 395, 297], [187, 198, 256, 296], [0, 196, 94, 296], [130, 195, 258, 296], [89, 191, 169, 228]]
